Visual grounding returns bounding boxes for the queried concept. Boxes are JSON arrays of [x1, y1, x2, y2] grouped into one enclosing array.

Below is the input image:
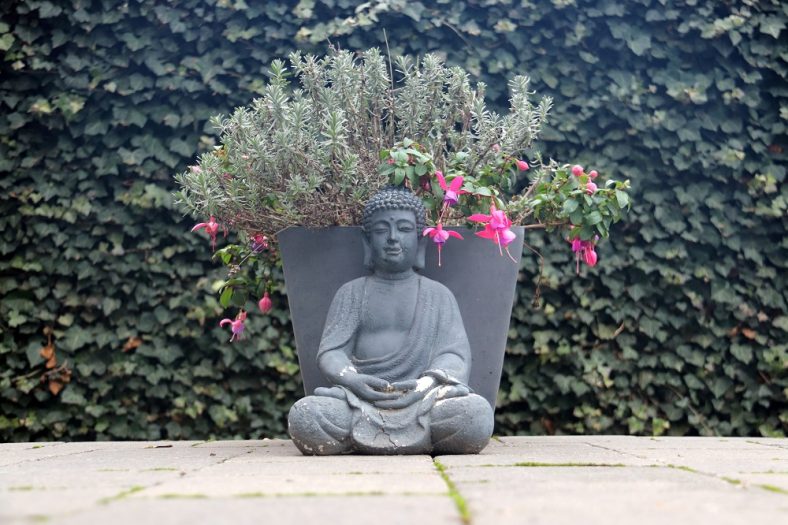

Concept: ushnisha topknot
[[362, 186, 427, 234]]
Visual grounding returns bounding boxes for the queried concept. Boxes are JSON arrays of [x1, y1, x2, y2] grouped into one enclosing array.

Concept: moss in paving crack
[[758, 484, 788, 495], [141, 467, 179, 472], [29, 515, 49, 523], [721, 477, 742, 486], [434, 459, 471, 525], [664, 464, 700, 474], [97, 468, 130, 472], [9, 485, 34, 491], [98, 485, 145, 505], [158, 493, 208, 499]]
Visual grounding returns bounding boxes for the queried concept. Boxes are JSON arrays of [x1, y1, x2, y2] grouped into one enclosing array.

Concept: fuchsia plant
[[190, 145, 631, 341]]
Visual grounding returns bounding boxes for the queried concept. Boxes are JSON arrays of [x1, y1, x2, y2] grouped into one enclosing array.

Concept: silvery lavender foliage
[[175, 48, 551, 239]]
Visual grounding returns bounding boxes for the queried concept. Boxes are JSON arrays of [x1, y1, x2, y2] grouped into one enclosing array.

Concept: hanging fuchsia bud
[[258, 292, 273, 314], [387, 158, 395, 165], [571, 165, 584, 177], [584, 248, 598, 267], [516, 160, 529, 171], [586, 181, 597, 194], [589, 170, 598, 179]]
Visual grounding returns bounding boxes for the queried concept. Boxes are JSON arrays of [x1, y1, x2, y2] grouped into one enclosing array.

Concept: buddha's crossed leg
[[288, 393, 493, 455]]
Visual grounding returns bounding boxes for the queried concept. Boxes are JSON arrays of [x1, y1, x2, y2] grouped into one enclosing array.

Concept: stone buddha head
[[361, 186, 428, 273]]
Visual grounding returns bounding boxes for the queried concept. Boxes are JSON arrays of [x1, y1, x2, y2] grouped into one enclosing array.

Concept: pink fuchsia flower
[[586, 181, 597, 194], [435, 171, 466, 206], [469, 205, 513, 232], [516, 160, 529, 171], [423, 223, 463, 267], [258, 292, 272, 314], [476, 224, 517, 247], [571, 165, 584, 177], [589, 170, 598, 179], [250, 234, 269, 253], [468, 205, 518, 261], [191, 216, 221, 251], [219, 310, 247, 342]]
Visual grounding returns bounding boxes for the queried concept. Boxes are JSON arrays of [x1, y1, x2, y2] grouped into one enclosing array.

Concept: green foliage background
[[1, 0, 785, 441]]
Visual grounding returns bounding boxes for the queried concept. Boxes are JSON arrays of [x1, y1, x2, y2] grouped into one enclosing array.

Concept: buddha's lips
[[385, 248, 402, 255]]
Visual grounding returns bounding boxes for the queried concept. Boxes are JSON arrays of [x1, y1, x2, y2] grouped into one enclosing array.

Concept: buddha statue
[[287, 186, 494, 455]]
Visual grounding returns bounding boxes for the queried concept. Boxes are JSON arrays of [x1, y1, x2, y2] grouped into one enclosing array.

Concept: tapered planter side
[[279, 226, 524, 409]]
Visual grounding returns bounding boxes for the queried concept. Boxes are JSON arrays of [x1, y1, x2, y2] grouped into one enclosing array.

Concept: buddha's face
[[366, 209, 419, 273]]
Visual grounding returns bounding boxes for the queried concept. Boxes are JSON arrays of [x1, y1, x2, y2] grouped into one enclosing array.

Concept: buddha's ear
[[362, 234, 374, 270], [414, 236, 427, 271]]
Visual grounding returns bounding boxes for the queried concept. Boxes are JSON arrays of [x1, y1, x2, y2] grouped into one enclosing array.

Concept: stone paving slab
[[1, 436, 786, 524], [52, 495, 459, 525]]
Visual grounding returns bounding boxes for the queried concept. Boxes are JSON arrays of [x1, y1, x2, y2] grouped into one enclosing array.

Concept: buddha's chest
[[362, 279, 418, 332]]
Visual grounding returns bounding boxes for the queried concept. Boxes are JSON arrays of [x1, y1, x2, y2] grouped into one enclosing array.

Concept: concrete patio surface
[[1, 436, 786, 524]]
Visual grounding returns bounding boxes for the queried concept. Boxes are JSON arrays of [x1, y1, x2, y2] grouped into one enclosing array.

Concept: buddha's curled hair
[[362, 186, 427, 233]]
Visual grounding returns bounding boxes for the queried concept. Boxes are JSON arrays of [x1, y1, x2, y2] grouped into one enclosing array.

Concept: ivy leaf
[[0, 34, 14, 51], [627, 34, 651, 56], [8, 310, 27, 327], [730, 344, 753, 364], [759, 17, 785, 39], [61, 327, 91, 352]]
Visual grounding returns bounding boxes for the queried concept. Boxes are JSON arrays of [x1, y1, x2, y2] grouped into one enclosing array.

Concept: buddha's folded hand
[[338, 372, 400, 402], [373, 376, 437, 410]]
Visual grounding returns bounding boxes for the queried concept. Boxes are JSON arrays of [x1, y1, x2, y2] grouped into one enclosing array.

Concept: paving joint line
[[1, 446, 101, 469], [581, 441, 652, 462], [746, 440, 788, 451], [433, 458, 472, 525]]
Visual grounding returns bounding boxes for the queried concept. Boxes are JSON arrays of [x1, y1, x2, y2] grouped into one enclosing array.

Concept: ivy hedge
[[1, 0, 785, 441]]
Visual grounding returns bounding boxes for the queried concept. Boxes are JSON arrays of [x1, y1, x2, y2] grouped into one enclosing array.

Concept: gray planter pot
[[279, 226, 524, 409]]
